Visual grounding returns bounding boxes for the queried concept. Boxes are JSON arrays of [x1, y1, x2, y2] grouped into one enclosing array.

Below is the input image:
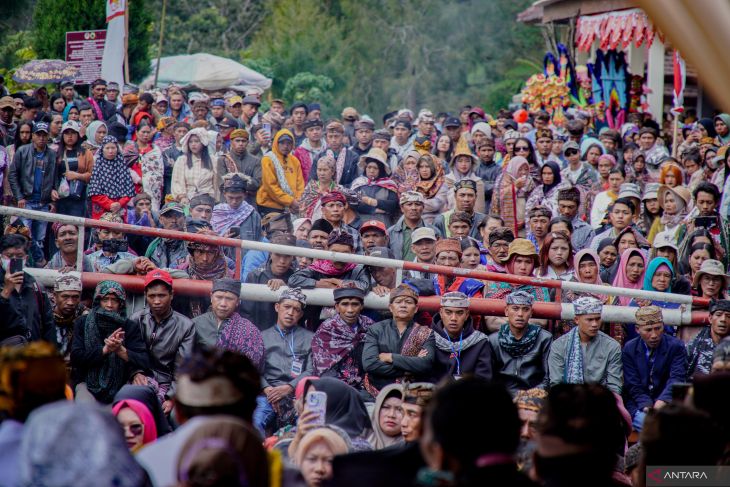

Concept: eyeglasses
[[515, 146, 530, 152], [565, 149, 579, 156], [124, 423, 144, 436]]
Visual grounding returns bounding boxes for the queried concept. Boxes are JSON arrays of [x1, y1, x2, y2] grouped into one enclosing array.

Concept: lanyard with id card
[[276, 325, 303, 377]]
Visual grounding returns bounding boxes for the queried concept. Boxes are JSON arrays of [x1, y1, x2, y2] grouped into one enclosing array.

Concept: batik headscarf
[[612, 248, 647, 306], [87, 136, 136, 199], [83, 280, 128, 403], [414, 154, 445, 199], [393, 150, 420, 194]]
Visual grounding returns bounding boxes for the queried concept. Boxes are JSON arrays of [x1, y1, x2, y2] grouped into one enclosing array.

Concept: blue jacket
[[621, 334, 687, 417]]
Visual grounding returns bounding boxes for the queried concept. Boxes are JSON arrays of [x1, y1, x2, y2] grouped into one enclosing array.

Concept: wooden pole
[[123, 0, 130, 83], [671, 110, 680, 158], [153, 0, 167, 88]]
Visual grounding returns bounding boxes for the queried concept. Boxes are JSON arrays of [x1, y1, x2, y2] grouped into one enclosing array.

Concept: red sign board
[[65, 30, 107, 85]]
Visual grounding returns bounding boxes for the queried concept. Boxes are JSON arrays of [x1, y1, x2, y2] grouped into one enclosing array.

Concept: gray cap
[[367, 246, 395, 260], [618, 183, 641, 200], [562, 140, 580, 155], [642, 182, 660, 200], [212, 278, 241, 298], [411, 227, 437, 243]]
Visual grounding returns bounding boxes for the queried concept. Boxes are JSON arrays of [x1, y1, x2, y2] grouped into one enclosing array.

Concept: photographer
[[87, 212, 136, 273], [678, 182, 729, 268], [0, 234, 54, 345]]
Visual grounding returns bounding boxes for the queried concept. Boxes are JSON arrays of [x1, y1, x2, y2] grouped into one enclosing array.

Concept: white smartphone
[[306, 391, 327, 425]]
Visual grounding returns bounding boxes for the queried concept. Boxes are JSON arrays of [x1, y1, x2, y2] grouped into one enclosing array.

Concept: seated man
[[311, 286, 374, 391], [320, 191, 363, 254], [241, 232, 297, 331], [308, 218, 333, 250], [404, 227, 437, 280], [51, 272, 86, 366], [687, 299, 730, 376], [400, 382, 435, 443], [87, 212, 136, 272], [288, 231, 370, 292], [489, 291, 552, 395], [484, 227, 514, 272], [366, 247, 397, 297], [130, 269, 195, 412], [548, 296, 623, 394], [447, 211, 473, 239], [431, 292, 492, 382], [362, 284, 434, 396], [70, 280, 150, 403], [622, 306, 687, 432], [433, 180, 486, 240], [211, 172, 262, 242], [192, 278, 264, 372], [45, 223, 93, 271], [514, 387, 548, 470], [240, 211, 292, 281], [188, 193, 215, 222], [411, 238, 483, 297], [257, 288, 313, 433], [145, 201, 188, 270]]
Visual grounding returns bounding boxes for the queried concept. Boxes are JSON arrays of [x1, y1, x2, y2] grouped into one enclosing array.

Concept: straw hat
[[657, 185, 691, 209], [358, 148, 391, 175]]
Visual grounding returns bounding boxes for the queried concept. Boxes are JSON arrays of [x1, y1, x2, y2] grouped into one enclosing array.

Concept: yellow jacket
[[256, 129, 305, 210]]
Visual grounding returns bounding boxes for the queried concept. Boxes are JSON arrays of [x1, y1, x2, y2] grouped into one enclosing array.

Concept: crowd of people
[[0, 77, 729, 486]]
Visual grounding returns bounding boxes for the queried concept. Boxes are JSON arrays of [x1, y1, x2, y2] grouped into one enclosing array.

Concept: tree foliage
[[283, 73, 334, 107], [148, 0, 266, 58], [31, 0, 153, 82]]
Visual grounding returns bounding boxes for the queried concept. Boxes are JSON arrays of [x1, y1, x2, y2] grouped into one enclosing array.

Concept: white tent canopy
[[142, 53, 272, 92]]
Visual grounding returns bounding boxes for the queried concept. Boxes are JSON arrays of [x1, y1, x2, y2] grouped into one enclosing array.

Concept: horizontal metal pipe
[[3, 206, 710, 308], [26, 269, 708, 325]]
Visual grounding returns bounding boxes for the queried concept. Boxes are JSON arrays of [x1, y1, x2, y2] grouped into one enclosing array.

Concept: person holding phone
[[0, 234, 54, 345], [211, 173, 262, 243]]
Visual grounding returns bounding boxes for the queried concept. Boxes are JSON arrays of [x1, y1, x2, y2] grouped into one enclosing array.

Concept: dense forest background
[[0, 0, 544, 116]]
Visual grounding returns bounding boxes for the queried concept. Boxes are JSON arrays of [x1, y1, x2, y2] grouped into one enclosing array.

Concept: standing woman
[[611, 248, 647, 306], [55, 121, 93, 217], [638, 183, 662, 236], [491, 156, 534, 237], [393, 150, 420, 195], [48, 113, 64, 153], [445, 143, 486, 213], [87, 136, 136, 219], [350, 148, 399, 227], [432, 133, 454, 170], [171, 127, 218, 204], [648, 185, 691, 245], [415, 153, 448, 225], [82, 120, 107, 154], [125, 120, 164, 212], [298, 155, 345, 220], [525, 160, 564, 221], [7, 120, 32, 162]]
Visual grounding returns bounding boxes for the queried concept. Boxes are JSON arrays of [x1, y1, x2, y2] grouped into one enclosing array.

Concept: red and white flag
[[672, 49, 686, 112], [101, 0, 127, 87]]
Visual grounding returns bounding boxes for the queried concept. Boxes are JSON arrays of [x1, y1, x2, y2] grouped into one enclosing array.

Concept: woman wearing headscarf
[[647, 185, 691, 245], [112, 397, 158, 452], [415, 153, 449, 225], [18, 402, 151, 487], [55, 120, 94, 217], [525, 160, 564, 222], [580, 137, 605, 169], [82, 120, 107, 153], [490, 156, 535, 237], [171, 126, 218, 204], [350, 148, 400, 227], [113, 384, 172, 438], [290, 377, 372, 455], [713, 113, 730, 145], [257, 129, 305, 215], [393, 150, 420, 194], [626, 257, 680, 342], [122, 119, 164, 212], [87, 135, 136, 219], [296, 427, 351, 487], [611, 248, 647, 306], [558, 249, 620, 340], [62, 103, 79, 123], [70, 280, 150, 403], [298, 155, 346, 220], [367, 384, 404, 450]]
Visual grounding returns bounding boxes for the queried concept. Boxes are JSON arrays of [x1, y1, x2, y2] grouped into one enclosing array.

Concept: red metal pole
[[81, 273, 212, 297]]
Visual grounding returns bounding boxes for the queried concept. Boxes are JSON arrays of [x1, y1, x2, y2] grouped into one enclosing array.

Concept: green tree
[[283, 72, 334, 107], [32, 0, 153, 82]]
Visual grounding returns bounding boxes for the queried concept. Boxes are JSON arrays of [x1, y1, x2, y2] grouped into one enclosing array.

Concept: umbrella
[[141, 53, 272, 91], [13, 59, 80, 85]]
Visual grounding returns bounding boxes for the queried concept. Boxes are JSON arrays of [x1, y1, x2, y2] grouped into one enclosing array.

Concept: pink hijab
[[112, 398, 158, 446], [612, 248, 648, 305], [506, 156, 529, 179], [573, 249, 603, 285]]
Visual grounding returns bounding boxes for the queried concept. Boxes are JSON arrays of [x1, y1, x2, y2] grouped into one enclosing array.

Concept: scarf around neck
[[83, 308, 128, 403], [563, 326, 585, 385], [211, 202, 254, 235], [309, 259, 357, 277], [497, 323, 541, 358]]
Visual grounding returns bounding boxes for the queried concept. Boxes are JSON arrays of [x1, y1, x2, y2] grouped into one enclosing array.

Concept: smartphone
[[228, 227, 240, 238], [306, 391, 327, 426], [694, 216, 716, 229], [9, 258, 23, 274], [263, 123, 272, 138]]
